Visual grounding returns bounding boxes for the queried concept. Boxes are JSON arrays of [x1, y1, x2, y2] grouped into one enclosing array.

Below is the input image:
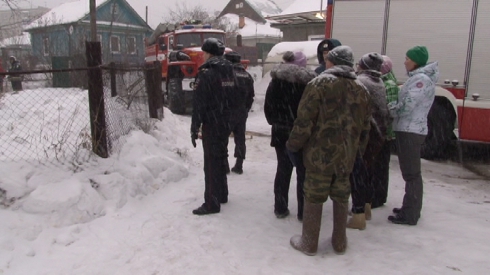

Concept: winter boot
[[365, 203, 372, 221], [231, 158, 244, 174], [290, 201, 323, 256], [347, 213, 366, 230], [332, 200, 348, 254]]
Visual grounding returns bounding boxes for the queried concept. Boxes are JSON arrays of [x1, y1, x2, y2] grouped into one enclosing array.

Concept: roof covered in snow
[[0, 32, 31, 47], [266, 0, 326, 23], [24, 0, 149, 31], [223, 14, 282, 37], [218, 0, 282, 24]]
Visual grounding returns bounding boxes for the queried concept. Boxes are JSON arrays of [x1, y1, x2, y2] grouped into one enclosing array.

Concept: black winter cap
[[202, 38, 225, 56], [224, 51, 241, 63], [358, 52, 384, 71]]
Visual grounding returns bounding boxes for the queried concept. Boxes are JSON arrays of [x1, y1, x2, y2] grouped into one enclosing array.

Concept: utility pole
[[90, 0, 97, 41]]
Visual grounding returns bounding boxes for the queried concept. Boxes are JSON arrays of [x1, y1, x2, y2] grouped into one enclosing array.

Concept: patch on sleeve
[[416, 82, 424, 88]]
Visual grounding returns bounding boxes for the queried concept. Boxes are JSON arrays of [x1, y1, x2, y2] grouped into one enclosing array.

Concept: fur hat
[[201, 38, 225, 56], [327, 45, 354, 67], [380, 55, 393, 75], [282, 51, 307, 67], [406, 46, 429, 66], [358, 52, 384, 71]]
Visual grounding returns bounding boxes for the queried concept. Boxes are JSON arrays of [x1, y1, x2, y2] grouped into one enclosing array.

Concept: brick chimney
[[238, 15, 245, 29]]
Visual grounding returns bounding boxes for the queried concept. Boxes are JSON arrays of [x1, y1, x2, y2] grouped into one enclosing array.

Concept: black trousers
[[350, 154, 372, 214], [229, 112, 247, 159], [202, 124, 229, 211], [273, 145, 305, 215], [395, 131, 426, 224], [371, 140, 392, 208]]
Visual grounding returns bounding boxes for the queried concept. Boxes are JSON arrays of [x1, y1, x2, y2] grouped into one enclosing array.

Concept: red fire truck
[[145, 22, 248, 114], [324, 0, 490, 159]]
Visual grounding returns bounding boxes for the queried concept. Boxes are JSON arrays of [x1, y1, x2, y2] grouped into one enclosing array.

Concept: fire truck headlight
[[451, 79, 459, 86], [444, 79, 451, 84]]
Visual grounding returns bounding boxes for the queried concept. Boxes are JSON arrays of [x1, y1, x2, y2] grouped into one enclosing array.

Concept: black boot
[[192, 204, 220, 215], [231, 158, 244, 174]]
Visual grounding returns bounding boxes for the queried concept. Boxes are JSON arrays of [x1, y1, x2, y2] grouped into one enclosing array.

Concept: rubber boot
[[347, 213, 366, 230], [231, 158, 243, 174], [365, 203, 372, 221], [290, 201, 323, 256], [332, 200, 348, 254]]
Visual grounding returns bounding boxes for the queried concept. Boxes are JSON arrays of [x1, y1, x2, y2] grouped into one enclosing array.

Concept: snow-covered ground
[[1, 65, 490, 274]]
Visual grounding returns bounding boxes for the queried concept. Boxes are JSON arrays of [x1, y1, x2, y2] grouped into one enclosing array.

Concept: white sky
[[1, 64, 490, 273], [19, 0, 295, 11]]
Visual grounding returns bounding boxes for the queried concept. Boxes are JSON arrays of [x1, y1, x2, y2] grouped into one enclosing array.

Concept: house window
[[127, 37, 136, 54], [43, 37, 49, 56], [110, 36, 120, 53]]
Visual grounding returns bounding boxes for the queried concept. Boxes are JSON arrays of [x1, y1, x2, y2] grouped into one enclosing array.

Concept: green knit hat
[[406, 46, 429, 66]]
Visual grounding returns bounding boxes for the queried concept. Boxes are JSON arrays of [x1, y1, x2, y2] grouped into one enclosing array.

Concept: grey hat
[[327, 45, 354, 67], [358, 52, 384, 71]]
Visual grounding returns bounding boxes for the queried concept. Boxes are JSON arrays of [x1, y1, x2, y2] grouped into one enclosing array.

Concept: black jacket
[[231, 63, 255, 117], [191, 56, 237, 134], [264, 63, 316, 147]]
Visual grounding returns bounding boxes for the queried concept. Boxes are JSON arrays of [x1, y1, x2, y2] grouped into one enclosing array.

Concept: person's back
[[356, 53, 390, 161], [291, 65, 372, 173], [264, 59, 316, 146], [223, 51, 255, 174], [192, 55, 235, 130], [287, 45, 372, 256]]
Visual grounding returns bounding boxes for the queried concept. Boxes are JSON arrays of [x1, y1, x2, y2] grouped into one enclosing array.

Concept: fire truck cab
[[325, 0, 490, 159], [145, 22, 248, 114]]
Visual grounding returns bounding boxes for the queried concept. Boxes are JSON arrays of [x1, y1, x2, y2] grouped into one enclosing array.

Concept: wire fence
[[0, 60, 163, 167]]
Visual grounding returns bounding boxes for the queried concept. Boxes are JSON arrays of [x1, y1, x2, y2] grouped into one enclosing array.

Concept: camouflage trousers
[[304, 170, 351, 204]]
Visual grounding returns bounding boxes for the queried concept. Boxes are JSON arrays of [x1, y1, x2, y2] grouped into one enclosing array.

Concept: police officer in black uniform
[[224, 52, 255, 174], [191, 38, 237, 215]]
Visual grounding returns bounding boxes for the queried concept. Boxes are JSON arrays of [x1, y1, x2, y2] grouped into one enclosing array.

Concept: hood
[[408, 61, 439, 83], [316, 38, 342, 64], [270, 63, 317, 84], [322, 65, 357, 80], [381, 71, 398, 83]]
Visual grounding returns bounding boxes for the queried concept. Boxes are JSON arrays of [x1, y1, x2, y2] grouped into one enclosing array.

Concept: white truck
[[325, 0, 490, 159]]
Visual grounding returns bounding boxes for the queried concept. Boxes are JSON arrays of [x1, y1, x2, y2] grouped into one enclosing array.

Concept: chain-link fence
[[0, 70, 92, 165], [0, 58, 163, 166], [101, 63, 161, 154]]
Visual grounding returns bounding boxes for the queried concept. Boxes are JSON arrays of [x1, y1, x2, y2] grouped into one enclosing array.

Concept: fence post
[[145, 61, 163, 120], [110, 62, 117, 97], [86, 41, 109, 158]]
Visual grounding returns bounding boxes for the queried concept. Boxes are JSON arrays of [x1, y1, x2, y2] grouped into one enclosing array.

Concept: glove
[[191, 132, 198, 148], [287, 149, 300, 167]]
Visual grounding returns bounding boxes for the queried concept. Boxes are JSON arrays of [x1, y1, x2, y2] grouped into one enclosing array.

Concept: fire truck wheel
[[168, 78, 186, 114], [421, 102, 456, 160]]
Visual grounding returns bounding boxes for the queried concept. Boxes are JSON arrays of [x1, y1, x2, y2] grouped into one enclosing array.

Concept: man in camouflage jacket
[[287, 46, 372, 256]]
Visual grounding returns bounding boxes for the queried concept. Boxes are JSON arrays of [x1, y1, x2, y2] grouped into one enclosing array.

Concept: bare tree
[[0, 0, 21, 10]]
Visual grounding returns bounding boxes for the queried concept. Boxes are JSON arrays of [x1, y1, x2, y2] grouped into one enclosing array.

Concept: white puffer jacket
[[388, 62, 439, 135]]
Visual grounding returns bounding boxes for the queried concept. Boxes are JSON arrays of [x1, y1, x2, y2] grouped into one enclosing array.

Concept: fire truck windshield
[[175, 33, 225, 48]]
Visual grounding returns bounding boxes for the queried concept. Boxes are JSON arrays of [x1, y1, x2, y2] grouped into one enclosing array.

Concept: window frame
[[110, 35, 120, 53], [127, 36, 136, 55]]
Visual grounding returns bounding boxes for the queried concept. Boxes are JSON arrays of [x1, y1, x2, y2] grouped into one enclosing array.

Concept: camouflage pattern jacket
[[286, 65, 372, 174]]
